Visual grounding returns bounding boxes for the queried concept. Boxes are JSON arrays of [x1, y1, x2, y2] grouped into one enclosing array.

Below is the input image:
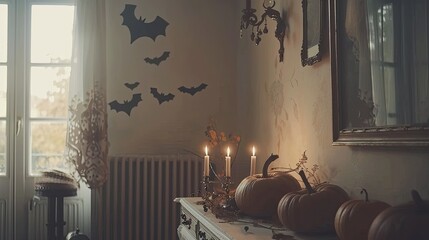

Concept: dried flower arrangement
[[185, 118, 240, 185], [204, 118, 241, 180], [271, 151, 321, 186]]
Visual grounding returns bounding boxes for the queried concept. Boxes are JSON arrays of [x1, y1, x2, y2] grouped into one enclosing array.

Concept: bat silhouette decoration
[[178, 83, 208, 96], [120, 4, 169, 44], [144, 51, 170, 66], [150, 88, 175, 104], [124, 82, 140, 90], [109, 93, 142, 116]]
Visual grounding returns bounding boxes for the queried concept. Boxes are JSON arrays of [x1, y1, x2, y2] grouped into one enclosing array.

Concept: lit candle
[[250, 146, 256, 176], [225, 147, 231, 177], [204, 146, 210, 177]]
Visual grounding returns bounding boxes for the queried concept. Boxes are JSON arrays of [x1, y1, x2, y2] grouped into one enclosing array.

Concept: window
[[367, 2, 397, 125], [28, 5, 74, 174], [1, 2, 78, 238], [1, 2, 75, 176], [0, 4, 7, 175], [376, 4, 396, 125]]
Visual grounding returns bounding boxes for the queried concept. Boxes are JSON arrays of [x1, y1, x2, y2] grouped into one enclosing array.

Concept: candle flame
[[205, 146, 208, 156], [227, 147, 230, 157], [252, 146, 255, 156]]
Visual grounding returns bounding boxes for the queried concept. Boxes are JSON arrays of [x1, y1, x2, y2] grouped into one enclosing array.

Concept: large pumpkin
[[235, 154, 301, 218], [368, 190, 429, 240], [277, 170, 349, 233], [334, 188, 391, 240]]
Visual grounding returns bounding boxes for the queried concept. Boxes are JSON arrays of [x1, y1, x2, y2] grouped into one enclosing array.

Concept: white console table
[[175, 197, 338, 240]]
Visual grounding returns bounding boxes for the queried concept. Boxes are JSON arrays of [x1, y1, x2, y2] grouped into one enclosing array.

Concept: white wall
[[105, 0, 238, 157], [236, 0, 429, 205]]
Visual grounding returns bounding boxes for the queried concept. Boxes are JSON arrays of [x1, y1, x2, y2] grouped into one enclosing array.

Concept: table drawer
[[198, 222, 220, 240], [180, 207, 199, 238]]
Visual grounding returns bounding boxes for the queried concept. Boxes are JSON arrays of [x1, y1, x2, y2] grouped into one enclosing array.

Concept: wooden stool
[[35, 188, 77, 240]]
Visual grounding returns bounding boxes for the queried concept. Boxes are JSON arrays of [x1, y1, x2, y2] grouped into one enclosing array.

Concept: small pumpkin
[[334, 188, 391, 240], [368, 190, 429, 240], [277, 170, 349, 233], [234, 154, 301, 218]]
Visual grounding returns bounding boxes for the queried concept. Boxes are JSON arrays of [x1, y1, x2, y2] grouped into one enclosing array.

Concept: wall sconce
[[240, 0, 286, 62]]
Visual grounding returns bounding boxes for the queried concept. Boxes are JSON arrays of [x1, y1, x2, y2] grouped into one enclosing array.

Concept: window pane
[[30, 66, 70, 118], [384, 67, 396, 125], [382, 4, 394, 63], [31, 5, 74, 63], [30, 122, 67, 174], [0, 66, 6, 117], [0, 4, 7, 63], [0, 121, 5, 175]]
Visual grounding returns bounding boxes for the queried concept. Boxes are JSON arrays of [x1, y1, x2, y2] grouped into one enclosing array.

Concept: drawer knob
[[181, 213, 192, 229], [198, 230, 207, 240]]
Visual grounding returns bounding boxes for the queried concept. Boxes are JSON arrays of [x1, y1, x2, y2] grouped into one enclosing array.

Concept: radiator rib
[[100, 154, 202, 240]]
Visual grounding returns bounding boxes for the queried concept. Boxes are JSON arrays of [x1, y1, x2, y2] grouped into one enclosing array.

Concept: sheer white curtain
[[345, 0, 376, 127], [366, 1, 421, 126], [65, 0, 109, 189], [345, 0, 372, 98]]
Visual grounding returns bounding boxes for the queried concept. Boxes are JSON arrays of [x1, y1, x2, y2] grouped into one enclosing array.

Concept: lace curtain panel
[[65, 0, 109, 189]]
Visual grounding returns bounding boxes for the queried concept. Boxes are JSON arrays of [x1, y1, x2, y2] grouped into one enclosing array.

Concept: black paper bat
[[109, 93, 142, 116], [144, 51, 170, 66], [120, 4, 169, 44], [150, 88, 175, 104], [178, 83, 208, 96], [124, 82, 140, 90]]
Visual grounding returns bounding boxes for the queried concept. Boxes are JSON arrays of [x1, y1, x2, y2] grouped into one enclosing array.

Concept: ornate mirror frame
[[301, 0, 323, 66], [330, 0, 429, 146]]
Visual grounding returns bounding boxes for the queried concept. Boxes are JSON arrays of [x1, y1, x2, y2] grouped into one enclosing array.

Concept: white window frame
[[0, 0, 14, 178], [27, 0, 75, 176], [1, 0, 77, 177]]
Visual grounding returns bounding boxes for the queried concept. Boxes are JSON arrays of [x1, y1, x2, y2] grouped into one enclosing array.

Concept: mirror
[[301, 0, 323, 66], [331, 0, 429, 146]]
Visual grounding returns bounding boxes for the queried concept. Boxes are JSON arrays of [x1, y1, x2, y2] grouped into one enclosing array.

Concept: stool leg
[[47, 197, 56, 240], [57, 197, 65, 240]]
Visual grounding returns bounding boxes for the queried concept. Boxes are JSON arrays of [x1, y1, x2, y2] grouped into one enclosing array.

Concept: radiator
[[0, 199, 5, 240], [27, 198, 84, 240], [98, 154, 202, 240]]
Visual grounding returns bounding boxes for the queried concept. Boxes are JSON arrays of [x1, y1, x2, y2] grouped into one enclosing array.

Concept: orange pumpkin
[[368, 190, 429, 240], [235, 154, 301, 218], [334, 188, 391, 240], [277, 170, 349, 233]]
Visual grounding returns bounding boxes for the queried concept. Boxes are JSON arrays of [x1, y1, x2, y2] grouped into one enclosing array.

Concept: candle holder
[[201, 176, 210, 200], [201, 176, 211, 212], [199, 175, 237, 212], [221, 176, 232, 197], [240, 0, 286, 62], [219, 176, 237, 210]]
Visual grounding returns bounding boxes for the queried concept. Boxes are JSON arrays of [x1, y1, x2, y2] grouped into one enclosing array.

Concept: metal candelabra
[[200, 175, 235, 212]]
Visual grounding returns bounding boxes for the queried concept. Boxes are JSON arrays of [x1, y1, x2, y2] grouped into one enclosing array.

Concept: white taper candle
[[204, 146, 210, 177], [250, 146, 256, 175], [225, 147, 231, 177]]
